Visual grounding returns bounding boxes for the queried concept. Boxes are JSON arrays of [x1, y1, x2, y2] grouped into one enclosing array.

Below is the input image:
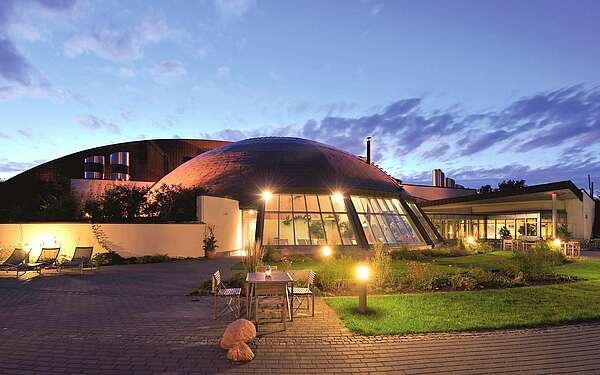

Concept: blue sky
[[1, 0, 600, 189]]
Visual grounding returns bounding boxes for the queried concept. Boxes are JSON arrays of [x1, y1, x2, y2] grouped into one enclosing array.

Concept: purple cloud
[[0, 36, 32, 85], [64, 19, 169, 61], [77, 115, 120, 133]]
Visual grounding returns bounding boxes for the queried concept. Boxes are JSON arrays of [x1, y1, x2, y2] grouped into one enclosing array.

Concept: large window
[[351, 196, 422, 244], [263, 194, 357, 246]]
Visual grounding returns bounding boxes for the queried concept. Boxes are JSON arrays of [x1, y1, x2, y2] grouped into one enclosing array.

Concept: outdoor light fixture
[[466, 236, 476, 245], [262, 191, 272, 201], [321, 246, 332, 258], [356, 265, 370, 313], [331, 192, 344, 202], [553, 238, 562, 247]]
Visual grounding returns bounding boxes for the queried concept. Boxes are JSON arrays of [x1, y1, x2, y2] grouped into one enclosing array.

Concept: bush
[[90, 250, 126, 267], [391, 247, 427, 261], [371, 243, 392, 288], [449, 273, 478, 290], [317, 255, 355, 292], [474, 241, 496, 254], [513, 243, 566, 281], [402, 262, 449, 290]]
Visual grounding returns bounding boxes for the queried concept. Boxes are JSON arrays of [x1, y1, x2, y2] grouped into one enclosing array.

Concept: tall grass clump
[[371, 243, 392, 288], [242, 243, 263, 273], [513, 243, 566, 281]]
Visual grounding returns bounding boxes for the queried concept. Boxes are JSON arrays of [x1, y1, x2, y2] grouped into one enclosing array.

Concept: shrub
[[391, 246, 427, 261], [449, 273, 478, 290], [371, 243, 392, 288], [262, 245, 280, 263], [90, 250, 126, 267], [127, 254, 171, 264], [513, 243, 566, 281], [474, 241, 496, 254], [190, 272, 246, 296], [402, 262, 449, 290], [317, 255, 355, 291]]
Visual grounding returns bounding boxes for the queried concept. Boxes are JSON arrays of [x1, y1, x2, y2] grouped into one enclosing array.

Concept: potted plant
[[499, 226, 511, 239], [203, 225, 218, 259]]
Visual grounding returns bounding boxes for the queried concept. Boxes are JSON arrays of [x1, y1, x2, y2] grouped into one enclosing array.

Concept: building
[[0, 139, 230, 213], [418, 181, 597, 241], [153, 137, 443, 251], [0, 137, 443, 255]]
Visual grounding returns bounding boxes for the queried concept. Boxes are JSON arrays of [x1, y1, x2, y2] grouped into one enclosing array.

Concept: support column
[[552, 192, 557, 239]]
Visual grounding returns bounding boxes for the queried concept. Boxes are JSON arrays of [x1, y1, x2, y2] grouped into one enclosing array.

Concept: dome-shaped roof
[[152, 137, 402, 206]]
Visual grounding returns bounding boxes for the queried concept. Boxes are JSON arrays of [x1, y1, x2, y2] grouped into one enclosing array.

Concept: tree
[[478, 185, 493, 194], [85, 185, 149, 222], [497, 179, 526, 193], [145, 184, 207, 222]]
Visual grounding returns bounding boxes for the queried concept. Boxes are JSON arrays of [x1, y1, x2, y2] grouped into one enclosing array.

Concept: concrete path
[[1, 259, 599, 374]]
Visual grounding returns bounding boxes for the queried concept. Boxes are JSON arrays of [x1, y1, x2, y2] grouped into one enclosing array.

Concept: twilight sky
[[1, 0, 599, 190]]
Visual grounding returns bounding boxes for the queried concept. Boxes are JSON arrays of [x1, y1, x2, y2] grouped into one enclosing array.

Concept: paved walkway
[[1, 259, 600, 374]]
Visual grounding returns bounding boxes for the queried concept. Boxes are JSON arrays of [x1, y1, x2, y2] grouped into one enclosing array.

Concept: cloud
[[0, 36, 33, 85], [213, 0, 255, 22], [0, 158, 43, 173], [370, 3, 383, 16], [76, 115, 120, 133], [149, 60, 186, 81], [216, 65, 231, 81], [64, 18, 169, 61]]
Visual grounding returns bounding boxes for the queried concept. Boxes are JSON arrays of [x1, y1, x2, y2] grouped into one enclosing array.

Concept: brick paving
[[1, 260, 600, 374]]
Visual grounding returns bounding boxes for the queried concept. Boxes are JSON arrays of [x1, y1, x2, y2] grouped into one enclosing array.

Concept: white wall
[[197, 195, 242, 253], [0, 222, 206, 261]]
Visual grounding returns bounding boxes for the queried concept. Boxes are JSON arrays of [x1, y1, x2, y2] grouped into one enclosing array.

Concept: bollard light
[[356, 265, 370, 313], [465, 236, 476, 245], [321, 246, 332, 258], [553, 238, 561, 247]]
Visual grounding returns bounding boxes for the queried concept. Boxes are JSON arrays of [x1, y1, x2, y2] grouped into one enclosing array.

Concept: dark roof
[[421, 180, 584, 207], [152, 137, 403, 206]]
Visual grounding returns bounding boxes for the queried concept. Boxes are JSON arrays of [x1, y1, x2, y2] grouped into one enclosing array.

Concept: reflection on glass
[[292, 194, 306, 212], [337, 214, 356, 245], [306, 195, 320, 211], [280, 195, 293, 211], [331, 195, 346, 212], [294, 214, 310, 245], [278, 213, 294, 245], [359, 214, 376, 244], [322, 213, 342, 245], [308, 213, 326, 245], [266, 195, 278, 211], [263, 212, 278, 245], [351, 196, 364, 212], [318, 195, 333, 212], [487, 222, 496, 239], [527, 218, 537, 236], [369, 198, 382, 213]]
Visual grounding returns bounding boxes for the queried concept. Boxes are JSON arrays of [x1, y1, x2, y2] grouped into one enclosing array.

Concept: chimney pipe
[[366, 137, 372, 164]]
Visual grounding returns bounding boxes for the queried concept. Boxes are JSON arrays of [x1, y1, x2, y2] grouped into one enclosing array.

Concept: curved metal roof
[[152, 137, 403, 205]]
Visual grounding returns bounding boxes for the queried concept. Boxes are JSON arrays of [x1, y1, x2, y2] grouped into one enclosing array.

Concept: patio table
[[246, 271, 294, 321]]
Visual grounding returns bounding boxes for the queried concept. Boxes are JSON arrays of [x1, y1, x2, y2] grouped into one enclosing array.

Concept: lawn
[[325, 255, 600, 335], [326, 280, 600, 335]]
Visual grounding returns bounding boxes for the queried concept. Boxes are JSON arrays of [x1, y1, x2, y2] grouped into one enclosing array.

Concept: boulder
[[220, 319, 257, 349], [227, 342, 254, 362]]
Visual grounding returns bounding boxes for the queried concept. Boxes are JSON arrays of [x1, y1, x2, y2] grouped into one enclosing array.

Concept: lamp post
[[356, 265, 369, 314]]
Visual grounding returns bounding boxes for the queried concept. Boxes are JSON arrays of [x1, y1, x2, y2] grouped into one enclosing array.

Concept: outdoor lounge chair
[[288, 270, 316, 317], [0, 248, 29, 273], [58, 246, 93, 274], [212, 270, 241, 320], [15, 247, 61, 278]]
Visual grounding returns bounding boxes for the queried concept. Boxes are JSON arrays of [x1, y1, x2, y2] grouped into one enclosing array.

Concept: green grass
[[326, 256, 600, 335], [326, 280, 600, 335]]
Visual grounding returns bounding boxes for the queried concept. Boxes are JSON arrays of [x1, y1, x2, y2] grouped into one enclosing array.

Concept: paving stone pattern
[[1, 259, 599, 374]]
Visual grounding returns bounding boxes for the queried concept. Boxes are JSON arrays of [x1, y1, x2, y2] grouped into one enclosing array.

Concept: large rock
[[220, 319, 256, 349], [227, 342, 255, 362]]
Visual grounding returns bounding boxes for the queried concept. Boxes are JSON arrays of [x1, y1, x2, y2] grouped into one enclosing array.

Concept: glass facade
[[429, 211, 567, 241], [263, 194, 357, 246], [351, 196, 422, 244]]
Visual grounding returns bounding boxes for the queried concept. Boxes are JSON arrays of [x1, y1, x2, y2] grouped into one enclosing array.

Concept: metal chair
[[15, 248, 61, 278], [212, 270, 241, 320], [58, 246, 94, 274], [288, 271, 316, 317], [0, 248, 29, 274]]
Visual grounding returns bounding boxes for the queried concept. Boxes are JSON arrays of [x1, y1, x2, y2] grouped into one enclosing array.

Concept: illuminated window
[[352, 195, 423, 245], [263, 193, 354, 246]]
